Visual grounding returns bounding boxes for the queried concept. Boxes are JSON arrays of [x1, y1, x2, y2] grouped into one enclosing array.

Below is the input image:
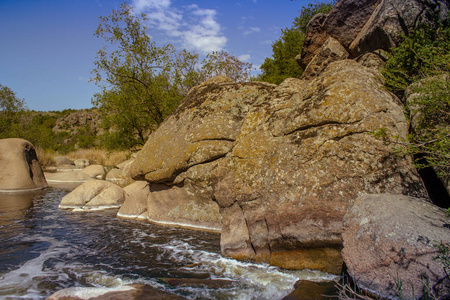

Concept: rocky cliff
[[129, 59, 428, 273]]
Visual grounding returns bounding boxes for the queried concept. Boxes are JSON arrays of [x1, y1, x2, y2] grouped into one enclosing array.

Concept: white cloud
[[243, 26, 260, 36], [238, 54, 251, 62], [133, 0, 171, 12], [131, 0, 227, 54]]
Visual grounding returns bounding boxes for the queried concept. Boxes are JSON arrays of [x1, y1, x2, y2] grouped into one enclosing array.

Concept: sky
[[0, 0, 310, 111]]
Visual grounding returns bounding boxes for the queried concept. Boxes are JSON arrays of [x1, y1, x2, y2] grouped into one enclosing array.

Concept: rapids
[[0, 188, 336, 299]]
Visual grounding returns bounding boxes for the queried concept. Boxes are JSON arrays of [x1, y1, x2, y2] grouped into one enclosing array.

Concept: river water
[[0, 188, 336, 299]]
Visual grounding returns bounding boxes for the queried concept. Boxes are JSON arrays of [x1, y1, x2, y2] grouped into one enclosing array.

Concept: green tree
[[0, 84, 26, 138], [257, 1, 335, 84], [200, 50, 252, 82], [91, 3, 184, 149], [258, 27, 304, 84], [92, 3, 253, 150]]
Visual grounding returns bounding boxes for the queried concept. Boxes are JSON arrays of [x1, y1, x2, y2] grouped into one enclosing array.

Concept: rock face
[[131, 61, 427, 273], [106, 159, 135, 187], [53, 109, 102, 136], [59, 180, 125, 211], [0, 138, 47, 191], [348, 0, 450, 56], [299, 0, 381, 68], [299, 0, 450, 68], [342, 194, 450, 299], [146, 184, 222, 233], [117, 181, 151, 220], [302, 36, 349, 80]]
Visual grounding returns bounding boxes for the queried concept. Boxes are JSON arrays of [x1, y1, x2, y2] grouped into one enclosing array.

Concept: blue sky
[[0, 0, 310, 111]]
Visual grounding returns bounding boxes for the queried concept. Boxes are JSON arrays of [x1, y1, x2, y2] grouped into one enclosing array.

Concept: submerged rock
[[47, 284, 186, 300], [58, 180, 125, 211], [282, 280, 338, 300], [342, 194, 450, 299], [131, 61, 427, 273], [0, 138, 47, 192]]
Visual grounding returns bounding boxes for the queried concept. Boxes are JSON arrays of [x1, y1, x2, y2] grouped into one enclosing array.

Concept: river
[[0, 188, 336, 299]]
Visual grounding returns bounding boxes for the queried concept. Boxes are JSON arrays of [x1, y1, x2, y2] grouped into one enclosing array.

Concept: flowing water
[[0, 188, 336, 299]]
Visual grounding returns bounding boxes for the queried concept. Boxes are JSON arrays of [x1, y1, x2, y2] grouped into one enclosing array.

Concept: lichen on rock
[[130, 61, 428, 273]]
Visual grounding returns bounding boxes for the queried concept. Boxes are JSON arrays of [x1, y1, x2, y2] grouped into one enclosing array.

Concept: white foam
[[0, 237, 70, 297], [49, 285, 135, 298], [139, 238, 338, 299], [146, 217, 222, 233]]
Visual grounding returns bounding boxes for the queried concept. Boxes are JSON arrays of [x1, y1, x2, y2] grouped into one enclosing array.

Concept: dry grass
[[36, 148, 132, 168], [65, 149, 131, 167], [35, 146, 57, 169]]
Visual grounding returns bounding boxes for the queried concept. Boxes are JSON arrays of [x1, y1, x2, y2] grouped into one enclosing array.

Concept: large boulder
[[299, 0, 381, 68], [0, 138, 47, 192], [342, 194, 450, 299], [58, 180, 125, 211], [299, 0, 450, 68], [349, 0, 450, 56], [131, 61, 427, 273]]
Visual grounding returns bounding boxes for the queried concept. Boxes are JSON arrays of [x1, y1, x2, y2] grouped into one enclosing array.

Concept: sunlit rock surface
[[343, 194, 450, 299], [58, 180, 125, 211], [131, 60, 427, 273], [0, 138, 47, 192]]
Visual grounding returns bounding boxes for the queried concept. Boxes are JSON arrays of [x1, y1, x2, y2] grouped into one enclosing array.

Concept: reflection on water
[[0, 188, 336, 299], [0, 191, 36, 225]]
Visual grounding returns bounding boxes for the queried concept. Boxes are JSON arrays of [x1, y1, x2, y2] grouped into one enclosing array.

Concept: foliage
[[382, 24, 450, 94], [381, 22, 450, 177], [407, 76, 450, 176], [201, 50, 252, 82], [92, 3, 252, 150], [257, 1, 335, 84], [434, 242, 450, 276], [91, 3, 179, 129], [257, 27, 304, 84], [0, 84, 26, 137]]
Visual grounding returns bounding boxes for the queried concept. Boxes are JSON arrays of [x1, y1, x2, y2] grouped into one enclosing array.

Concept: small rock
[[58, 180, 125, 211], [80, 165, 106, 179], [54, 156, 74, 167], [74, 159, 90, 168]]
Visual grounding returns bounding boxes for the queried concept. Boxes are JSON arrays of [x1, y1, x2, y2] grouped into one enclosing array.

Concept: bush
[[381, 20, 450, 177]]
